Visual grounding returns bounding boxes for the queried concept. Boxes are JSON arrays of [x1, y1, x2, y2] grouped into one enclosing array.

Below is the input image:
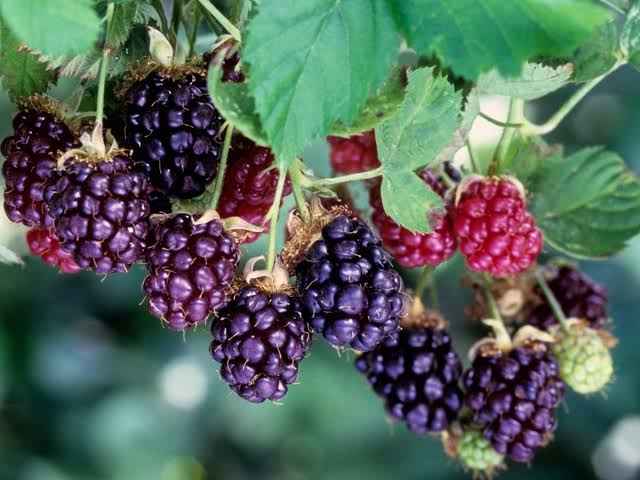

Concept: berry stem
[[479, 111, 524, 128], [171, 0, 183, 41], [415, 266, 434, 302], [308, 166, 384, 188], [482, 276, 503, 323], [211, 125, 234, 210], [599, 0, 627, 15], [535, 268, 571, 331], [466, 139, 479, 174], [289, 162, 311, 222], [493, 98, 525, 173], [95, 2, 115, 128], [266, 167, 287, 271], [186, 7, 202, 57], [521, 62, 623, 136], [197, 0, 242, 42]]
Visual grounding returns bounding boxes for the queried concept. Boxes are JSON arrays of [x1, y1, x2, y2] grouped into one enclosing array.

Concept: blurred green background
[[2, 67, 640, 480]]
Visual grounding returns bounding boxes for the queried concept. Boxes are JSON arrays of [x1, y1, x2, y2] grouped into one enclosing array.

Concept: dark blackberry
[[462, 343, 565, 463], [149, 190, 172, 215], [296, 214, 406, 352], [210, 285, 312, 403], [144, 213, 239, 330], [529, 265, 608, 330], [217, 138, 291, 244], [2, 102, 77, 227], [355, 327, 464, 434], [122, 69, 224, 199], [48, 154, 151, 273]]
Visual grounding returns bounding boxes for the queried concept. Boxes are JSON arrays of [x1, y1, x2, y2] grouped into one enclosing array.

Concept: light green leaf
[[391, 0, 609, 79], [621, 1, 640, 70], [0, 245, 23, 266], [573, 21, 620, 82], [477, 63, 573, 100], [243, 0, 400, 159], [530, 147, 640, 258], [330, 67, 406, 138], [0, 0, 101, 58], [207, 65, 269, 147], [376, 67, 462, 172], [0, 19, 56, 100], [380, 172, 443, 234]]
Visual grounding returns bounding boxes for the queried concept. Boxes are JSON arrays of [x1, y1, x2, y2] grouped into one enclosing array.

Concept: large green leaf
[[0, 0, 101, 57], [530, 148, 640, 258], [390, 0, 609, 79], [0, 19, 56, 100], [243, 0, 399, 161], [573, 21, 620, 82], [621, 1, 640, 70], [477, 63, 573, 100]]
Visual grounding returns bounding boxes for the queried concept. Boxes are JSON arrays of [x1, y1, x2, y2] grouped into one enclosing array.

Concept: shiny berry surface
[[355, 327, 464, 434], [462, 345, 565, 463], [2, 108, 77, 227], [211, 286, 312, 403], [122, 71, 224, 199], [453, 178, 543, 277], [327, 131, 379, 174], [26, 228, 81, 273], [48, 154, 151, 274], [296, 215, 405, 352], [144, 214, 239, 330]]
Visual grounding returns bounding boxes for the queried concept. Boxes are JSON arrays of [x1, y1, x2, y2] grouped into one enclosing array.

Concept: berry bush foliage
[[1, 0, 639, 475]]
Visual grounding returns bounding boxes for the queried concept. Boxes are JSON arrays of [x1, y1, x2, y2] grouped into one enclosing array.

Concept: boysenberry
[[327, 131, 379, 174], [295, 214, 406, 352], [144, 213, 239, 330], [453, 177, 543, 277], [121, 69, 224, 199]]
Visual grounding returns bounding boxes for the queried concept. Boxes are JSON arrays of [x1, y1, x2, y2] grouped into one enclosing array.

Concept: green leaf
[[621, 1, 640, 70], [380, 172, 443, 234], [530, 147, 640, 258], [105, 1, 143, 49], [376, 68, 462, 172], [391, 0, 609, 79], [477, 63, 573, 100], [0, 19, 56, 100], [207, 65, 269, 147], [573, 21, 620, 82], [330, 67, 406, 138], [0, 244, 23, 266], [0, 0, 101, 57], [243, 0, 400, 160]]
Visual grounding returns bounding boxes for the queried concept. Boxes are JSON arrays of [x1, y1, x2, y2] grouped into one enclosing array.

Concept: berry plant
[[0, 0, 639, 475]]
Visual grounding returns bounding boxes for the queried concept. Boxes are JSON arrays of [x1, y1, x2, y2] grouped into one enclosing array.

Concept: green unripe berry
[[552, 322, 613, 394], [457, 430, 504, 473]]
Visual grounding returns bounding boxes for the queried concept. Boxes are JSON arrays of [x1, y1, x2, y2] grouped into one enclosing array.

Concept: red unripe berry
[[328, 131, 379, 174]]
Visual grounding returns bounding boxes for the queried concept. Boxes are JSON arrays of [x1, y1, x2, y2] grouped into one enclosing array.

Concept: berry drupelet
[[462, 342, 565, 463], [1, 100, 77, 228], [26, 228, 81, 273], [48, 153, 151, 274], [355, 325, 464, 434], [369, 170, 456, 268], [453, 177, 543, 277], [144, 214, 239, 330], [122, 69, 225, 199], [296, 214, 406, 352], [211, 285, 312, 403], [327, 131, 379, 174]]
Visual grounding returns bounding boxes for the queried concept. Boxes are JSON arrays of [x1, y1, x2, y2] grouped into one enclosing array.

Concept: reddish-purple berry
[[327, 131, 379, 174], [369, 171, 456, 268], [453, 177, 543, 277], [529, 265, 608, 330], [122, 70, 224, 199], [462, 345, 565, 463], [355, 327, 464, 434], [296, 215, 406, 352], [48, 154, 151, 274], [1, 105, 77, 227], [210, 286, 312, 403], [26, 228, 81, 273], [144, 214, 239, 330]]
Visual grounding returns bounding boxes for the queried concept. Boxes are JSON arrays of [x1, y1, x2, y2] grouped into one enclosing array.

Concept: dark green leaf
[[207, 65, 269, 147], [621, 1, 640, 70], [243, 0, 400, 159], [0, 19, 56, 100], [391, 0, 609, 79], [573, 21, 620, 82], [380, 172, 443, 234], [376, 67, 462, 172], [0, 0, 101, 57], [477, 63, 573, 100], [530, 147, 640, 258]]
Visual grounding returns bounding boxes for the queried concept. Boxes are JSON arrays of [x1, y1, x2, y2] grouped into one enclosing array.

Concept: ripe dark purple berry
[[295, 214, 406, 352], [210, 285, 312, 403], [48, 154, 151, 274], [462, 343, 565, 463], [355, 326, 464, 434], [144, 214, 239, 330], [122, 69, 224, 199], [2, 101, 77, 228]]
